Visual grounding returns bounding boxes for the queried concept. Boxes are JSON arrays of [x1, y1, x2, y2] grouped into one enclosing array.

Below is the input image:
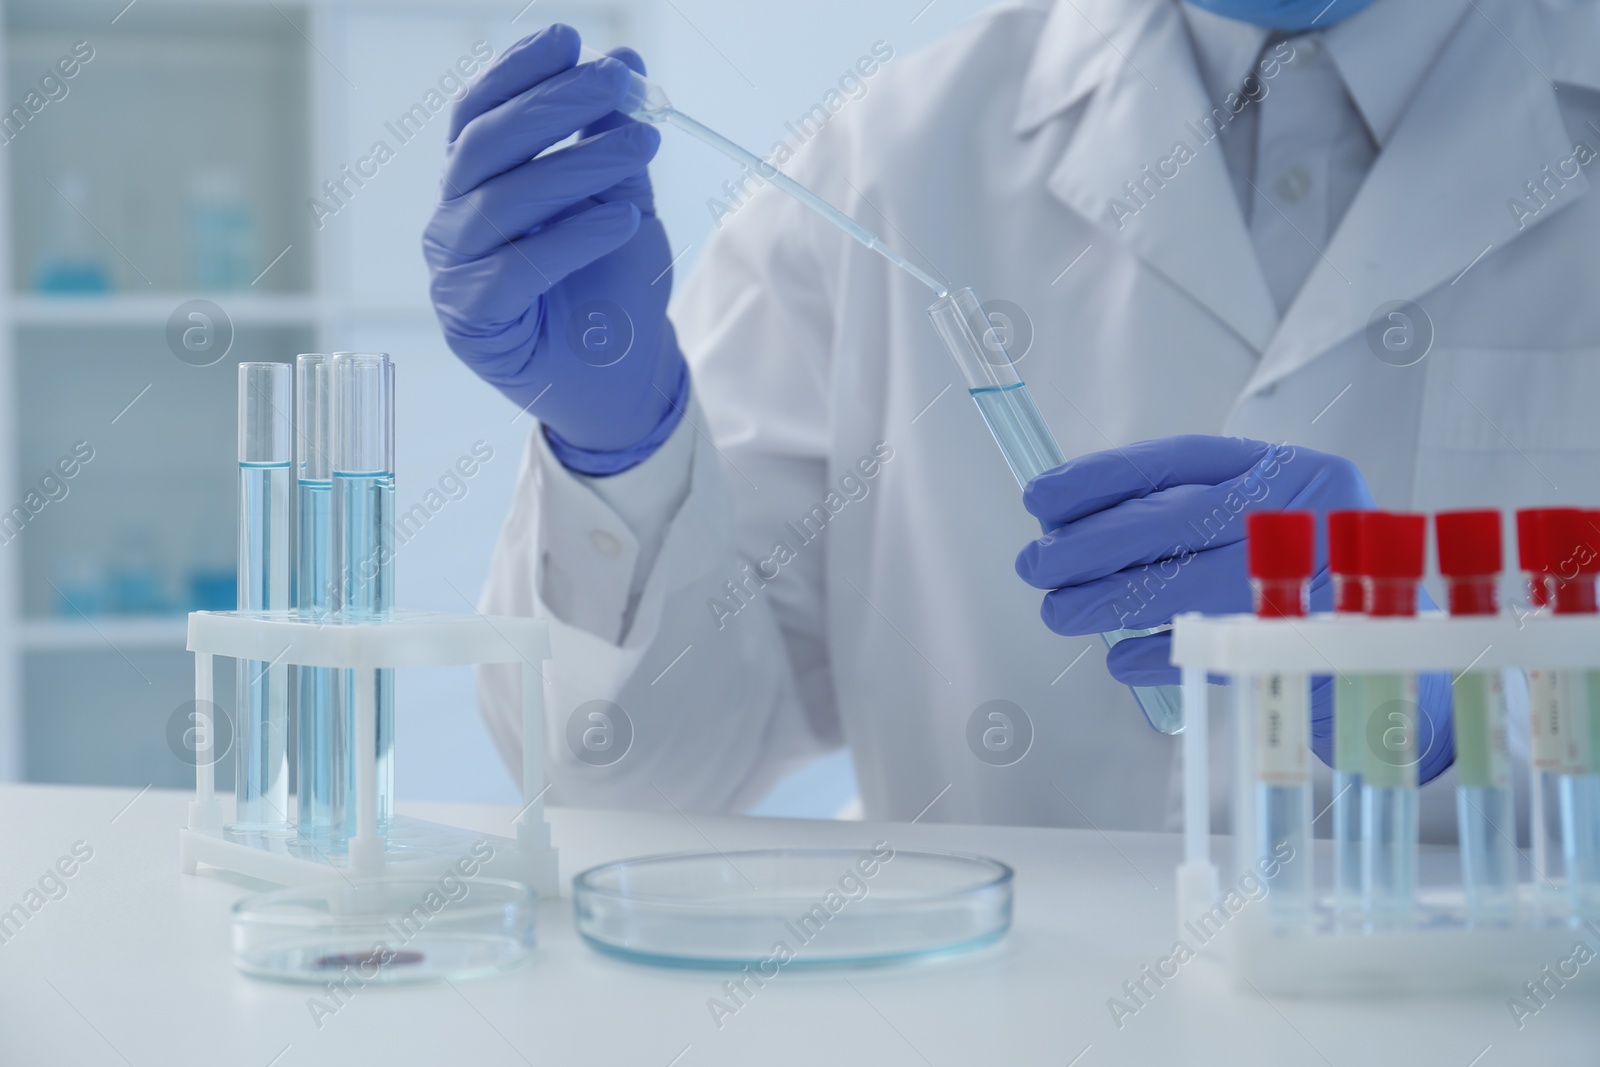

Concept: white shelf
[[10, 293, 319, 327], [19, 616, 190, 652]]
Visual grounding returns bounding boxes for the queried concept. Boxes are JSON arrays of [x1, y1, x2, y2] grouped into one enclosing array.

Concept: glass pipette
[[590, 49, 1183, 733], [586, 48, 947, 296]]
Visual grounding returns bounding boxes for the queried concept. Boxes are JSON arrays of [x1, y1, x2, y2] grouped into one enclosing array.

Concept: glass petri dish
[[573, 848, 1012, 968], [233, 877, 536, 984]]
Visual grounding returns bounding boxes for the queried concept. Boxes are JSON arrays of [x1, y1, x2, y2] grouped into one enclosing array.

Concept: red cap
[[1361, 512, 1425, 579], [1542, 509, 1600, 575], [1542, 509, 1600, 615], [1518, 508, 1553, 607], [1517, 509, 1551, 572], [1435, 510, 1501, 577], [1328, 511, 1364, 575], [1247, 512, 1314, 579], [1436, 510, 1500, 615]]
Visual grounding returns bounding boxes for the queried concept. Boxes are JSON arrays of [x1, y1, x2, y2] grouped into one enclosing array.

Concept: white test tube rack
[[179, 609, 558, 899], [1172, 610, 1597, 995]]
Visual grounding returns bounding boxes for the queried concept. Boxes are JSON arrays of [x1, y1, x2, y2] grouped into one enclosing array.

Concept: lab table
[[0, 783, 1593, 1065]]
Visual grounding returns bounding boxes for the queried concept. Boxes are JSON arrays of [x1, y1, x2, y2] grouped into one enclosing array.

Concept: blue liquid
[[969, 384, 1184, 734], [1254, 671, 1312, 930], [1332, 769, 1363, 924], [295, 479, 339, 847], [1560, 774, 1600, 919], [1258, 783, 1311, 927], [235, 462, 291, 831], [333, 471, 395, 838], [1360, 672, 1419, 929], [1458, 785, 1518, 925], [1453, 669, 1517, 925], [1362, 787, 1418, 928]]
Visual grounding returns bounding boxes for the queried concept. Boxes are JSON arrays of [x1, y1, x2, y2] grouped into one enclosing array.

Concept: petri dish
[[573, 848, 1012, 968], [233, 877, 536, 984]]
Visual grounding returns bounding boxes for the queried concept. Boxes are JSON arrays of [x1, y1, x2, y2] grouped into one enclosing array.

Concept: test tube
[[235, 363, 293, 832], [1519, 508, 1561, 888], [1436, 510, 1517, 925], [1328, 510, 1366, 924], [1542, 510, 1600, 920], [927, 289, 1183, 735], [1246, 511, 1315, 929], [330, 353, 396, 841], [295, 355, 338, 845], [1360, 512, 1424, 929]]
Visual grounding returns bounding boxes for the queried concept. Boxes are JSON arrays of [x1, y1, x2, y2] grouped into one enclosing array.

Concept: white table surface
[[0, 783, 1593, 1065]]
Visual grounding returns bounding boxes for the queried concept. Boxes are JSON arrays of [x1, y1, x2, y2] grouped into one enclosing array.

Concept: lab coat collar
[[1013, 0, 1167, 137], [1032, 0, 1281, 352], [1323, 0, 1471, 148], [1245, 0, 1589, 396]]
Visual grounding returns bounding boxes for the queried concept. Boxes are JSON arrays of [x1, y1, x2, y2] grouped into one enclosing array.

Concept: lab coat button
[[1276, 167, 1312, 204], [1288, 36, 1323, 66], [590, 530, 623, 558]]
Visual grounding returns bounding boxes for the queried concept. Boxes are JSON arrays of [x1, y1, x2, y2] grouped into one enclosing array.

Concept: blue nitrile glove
[[1184, 0, 1375, 31], [424, 24, 687, 476], [1014, 435, 1454, 782]]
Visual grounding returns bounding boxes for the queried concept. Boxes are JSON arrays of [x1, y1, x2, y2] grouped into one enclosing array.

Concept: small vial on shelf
[[1541, 509, 1600, 920], [1328, 510, 1366, 924], [1436, 510, 1517, 926], [235, 363, 292, 833], [1246, 511, 1315, 930], [1360, 512, 1425, 929]]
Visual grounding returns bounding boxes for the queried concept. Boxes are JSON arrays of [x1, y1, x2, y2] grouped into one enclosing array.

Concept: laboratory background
[[0, 0, 975, 814], [2, 0, 1598, 1063]]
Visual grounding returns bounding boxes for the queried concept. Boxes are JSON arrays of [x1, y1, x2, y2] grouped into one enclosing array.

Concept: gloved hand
[[424, 24, 687, 476], [1014, 435, 1453, 782]]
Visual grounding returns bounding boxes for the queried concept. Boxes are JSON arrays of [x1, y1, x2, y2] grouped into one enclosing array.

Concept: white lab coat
[[479, 0, 1600, 835]]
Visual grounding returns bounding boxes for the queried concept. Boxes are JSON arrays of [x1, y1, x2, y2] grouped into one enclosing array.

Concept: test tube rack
[[1172, 610, 1596, 995], [179, 610, 559, 899]]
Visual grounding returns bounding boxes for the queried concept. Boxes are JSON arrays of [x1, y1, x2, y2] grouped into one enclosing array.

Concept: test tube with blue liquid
[[235, 363, 292, 832], [588, 40, 1182, 731], [1435, 510, 1518, 925], [1540, 509, 1600, 920], [295, 355, 338, 846], [1359, 512, 1424, 929], [331, 353, 396, 840], [1518, 508, 1563, 893], [1328, 511, 1366, 925], [928, 289, 1185, 734], [1245, 511, 1314, 929]]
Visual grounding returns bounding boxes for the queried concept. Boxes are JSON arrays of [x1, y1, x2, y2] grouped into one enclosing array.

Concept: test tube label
[[1363, 672, 1420, 790], [1530, 670, 1564, 771], [1255, 672, 1309, 784], [1453, 671, 1510, 790], [1560, 671, 1598, 776]]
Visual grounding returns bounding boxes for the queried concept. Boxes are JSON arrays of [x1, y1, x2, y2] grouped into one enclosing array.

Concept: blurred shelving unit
[[0, 0, 643, 789]]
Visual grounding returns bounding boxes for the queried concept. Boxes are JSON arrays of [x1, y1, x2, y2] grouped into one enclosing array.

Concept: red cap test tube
[[1436, 510, 1501, 616]]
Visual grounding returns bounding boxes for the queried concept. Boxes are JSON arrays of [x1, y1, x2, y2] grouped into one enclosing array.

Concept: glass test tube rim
[[331, 353, 394, 476], [239, 362, 292, 465]]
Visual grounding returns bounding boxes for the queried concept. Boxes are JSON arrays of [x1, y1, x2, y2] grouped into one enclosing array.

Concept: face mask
[[1184, 0, 1376, 31]]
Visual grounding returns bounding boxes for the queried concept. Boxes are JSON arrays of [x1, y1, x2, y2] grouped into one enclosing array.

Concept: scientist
[[424, 0, 1599, 834]]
